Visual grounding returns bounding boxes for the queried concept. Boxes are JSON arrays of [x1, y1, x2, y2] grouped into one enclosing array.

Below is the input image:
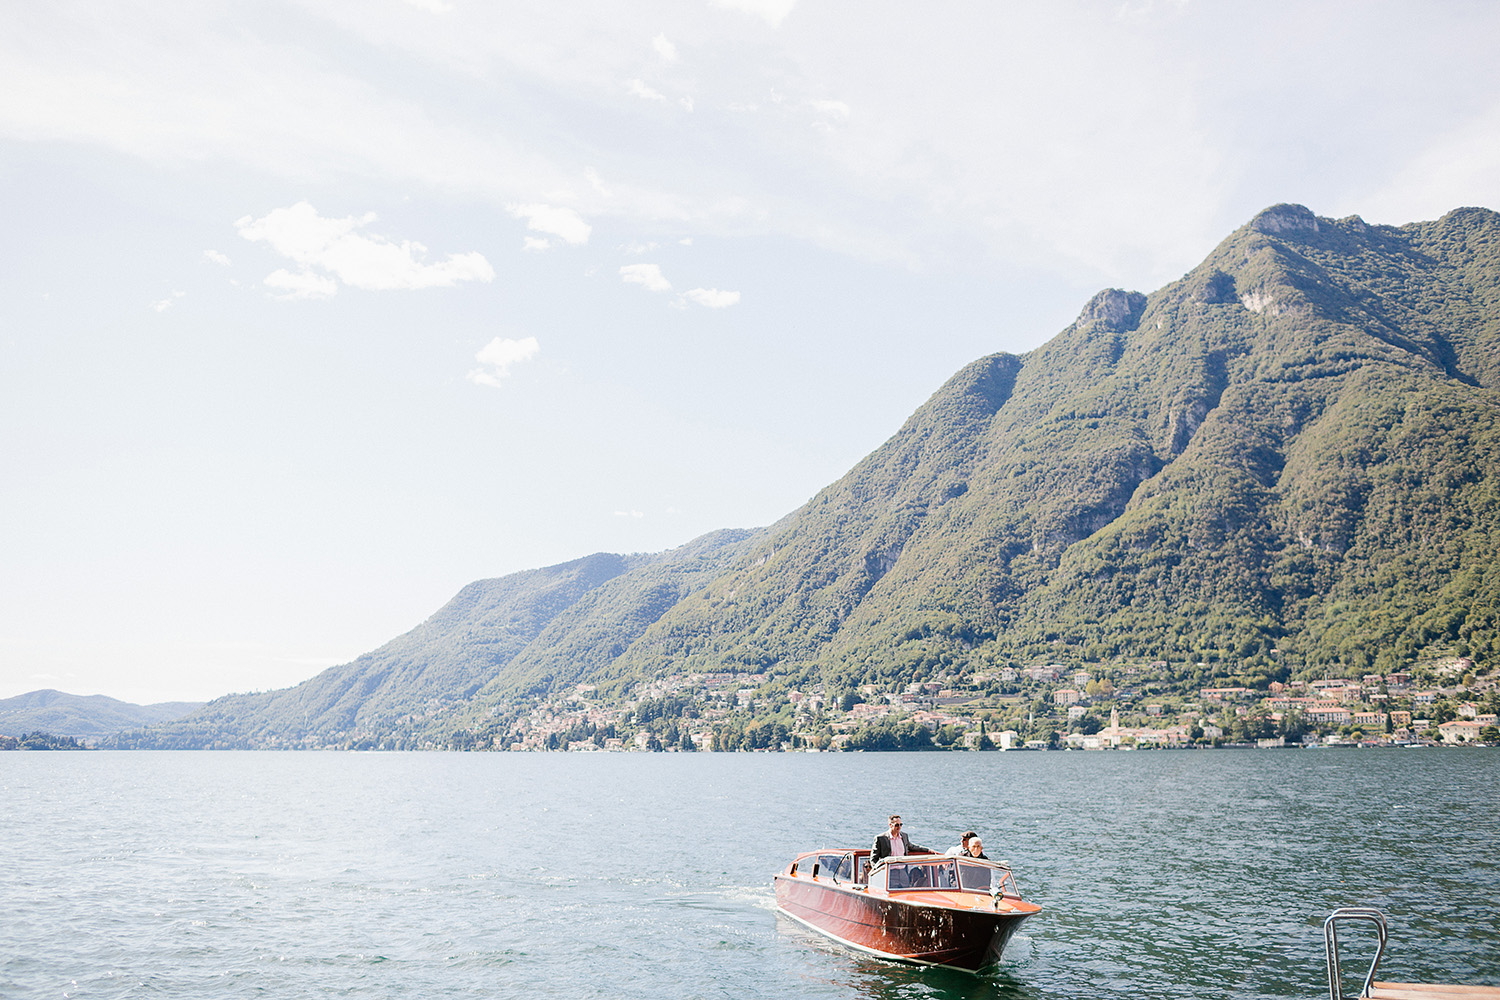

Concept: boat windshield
[[958, 861, 1018, 896], [816, 853, 854, 882], [958, 861, 996, 892], [884, 859, 959, 890]]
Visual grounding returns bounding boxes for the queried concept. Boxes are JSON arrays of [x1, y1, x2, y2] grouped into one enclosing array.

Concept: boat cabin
[[792, 850, 870, 885], [870, 856, 1014, 896], [786, 850, 1019, 898]]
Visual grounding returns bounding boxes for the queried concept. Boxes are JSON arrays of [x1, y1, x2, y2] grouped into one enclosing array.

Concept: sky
[[3, 0, 1500, 705]]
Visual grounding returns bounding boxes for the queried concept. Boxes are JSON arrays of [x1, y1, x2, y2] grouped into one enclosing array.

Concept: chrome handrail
[[1324, 908, 1387, 1000]]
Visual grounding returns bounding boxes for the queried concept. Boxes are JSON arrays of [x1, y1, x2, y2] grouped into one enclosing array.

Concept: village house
[[848, 702, 895, 722], [1065, 708, 1190, 749], [1438, 719, 1485, 743], [1306, 701, 1352, 726]]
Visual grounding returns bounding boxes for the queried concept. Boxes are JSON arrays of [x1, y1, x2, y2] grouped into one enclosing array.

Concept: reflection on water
[[840, 955, 1042, 1000]]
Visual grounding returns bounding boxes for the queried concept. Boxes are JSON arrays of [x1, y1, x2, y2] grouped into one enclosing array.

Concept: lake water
[[2, 749, 1497, 1000]]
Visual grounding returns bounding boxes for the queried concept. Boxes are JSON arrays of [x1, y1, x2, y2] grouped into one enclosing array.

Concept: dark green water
[[2, 749, 1496, 999]]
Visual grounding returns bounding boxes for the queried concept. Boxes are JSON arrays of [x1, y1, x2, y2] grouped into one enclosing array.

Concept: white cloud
[[523, 236, 553, 252], [467, 336, 540, 387], [628, 79, 668, 103], [508, 203, 591, 246], [151, 291, 185, 312], [203, 249, 231, 266], [614, 509, 645, 518], [713, 0, 797, 27], [237, 202, 493, 295], [807, 99, 850, 120], [620, 263, 671, 293], [627, 78, 691, 111], [680, 287, 740, 308], [620, 240, 659, 255], [652, 34, 677, 62], [264, 268, 337, 300], [8, 2, 1500, 293], [585, 169, 612, 197]]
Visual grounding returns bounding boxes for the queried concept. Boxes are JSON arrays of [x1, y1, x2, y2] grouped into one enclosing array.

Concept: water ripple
[[2, 749, 1497, 999]]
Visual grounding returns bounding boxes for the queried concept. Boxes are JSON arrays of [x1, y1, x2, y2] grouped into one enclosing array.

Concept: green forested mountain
[[122, 203, 1500, 748], [116, 530, 759, 747], [0, 689, 203, 741], [595, 204, 1500, 693]]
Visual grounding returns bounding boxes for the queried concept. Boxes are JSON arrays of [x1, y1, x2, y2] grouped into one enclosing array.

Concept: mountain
[[122, 203, 1500, 748], [600, 204, 1500, 692], [0, 689, 204, 741], [113, 529, 758, 748]]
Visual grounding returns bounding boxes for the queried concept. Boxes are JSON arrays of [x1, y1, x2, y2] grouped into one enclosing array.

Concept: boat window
[[959, 862, 994, 892], [816, 854, 851, 881], [885, 860, 958, 890]]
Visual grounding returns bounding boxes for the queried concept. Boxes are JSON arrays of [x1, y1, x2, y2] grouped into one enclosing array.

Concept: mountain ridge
[[0, 689, 204, 741], [114, 203, 1500, 748]]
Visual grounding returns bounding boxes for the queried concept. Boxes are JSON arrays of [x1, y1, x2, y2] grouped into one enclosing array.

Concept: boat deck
[[1367, 985, 1500, 1000], [882, 889, 1034, 913], [1325, 909, 1499, 1000]]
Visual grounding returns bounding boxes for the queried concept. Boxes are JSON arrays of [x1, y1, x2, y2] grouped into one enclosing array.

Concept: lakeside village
[[493, 657, 1500, 753]]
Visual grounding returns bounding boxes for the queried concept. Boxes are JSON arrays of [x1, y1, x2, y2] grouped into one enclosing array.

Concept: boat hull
[[774, 873, 1033, 972]]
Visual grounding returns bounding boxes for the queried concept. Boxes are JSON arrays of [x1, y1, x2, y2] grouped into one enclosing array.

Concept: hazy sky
[[4, 0, 1499, 705]]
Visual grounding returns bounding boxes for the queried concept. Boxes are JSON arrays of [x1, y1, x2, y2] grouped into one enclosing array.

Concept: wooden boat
[[773, 848, 1041, 972]]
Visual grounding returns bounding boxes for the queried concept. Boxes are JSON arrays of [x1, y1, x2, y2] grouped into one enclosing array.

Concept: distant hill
[[111, 530, 759, 748], [119, 203, 1500, 749], [0, 690, 204, 741]]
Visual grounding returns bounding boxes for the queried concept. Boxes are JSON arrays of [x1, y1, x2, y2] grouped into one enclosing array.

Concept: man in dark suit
[[871, 814, 933, 865]]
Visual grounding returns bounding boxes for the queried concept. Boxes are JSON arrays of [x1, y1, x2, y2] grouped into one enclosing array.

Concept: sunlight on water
[[1, 750, 1497, 999]]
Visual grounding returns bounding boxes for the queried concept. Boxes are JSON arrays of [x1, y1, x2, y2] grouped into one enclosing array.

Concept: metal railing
[[1324, 908, 1388, 1000]]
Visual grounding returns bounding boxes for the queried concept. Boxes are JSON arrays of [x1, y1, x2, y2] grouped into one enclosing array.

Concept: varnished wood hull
[[774, 872, 1034, 972]]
